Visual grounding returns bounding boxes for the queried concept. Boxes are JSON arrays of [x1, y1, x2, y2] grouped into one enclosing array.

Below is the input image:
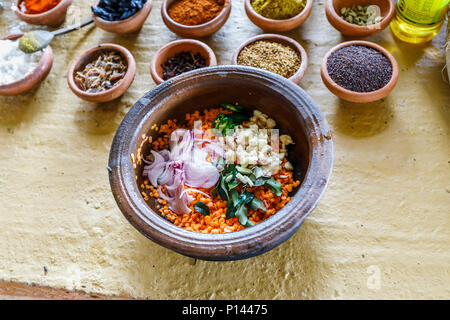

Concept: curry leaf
[[250, 196, 266, 212], [194, 202, 210, 216], [265, 178, 282, 196]]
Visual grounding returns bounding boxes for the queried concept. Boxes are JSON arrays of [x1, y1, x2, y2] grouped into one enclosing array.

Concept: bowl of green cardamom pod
[[325, 0, 395, 37]]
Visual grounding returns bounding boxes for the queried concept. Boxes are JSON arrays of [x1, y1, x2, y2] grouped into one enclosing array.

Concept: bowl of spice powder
[[320, 40, 399, 103], [162, 0, 231, 38], [232, 34, 308, 84], [14, 0, 73, 27], [325, 0, 395, 37], [67, 43, 136, 103], [150, 39, 217, 85], [92, 0, 153, 34], [245, 0, 313, 33]]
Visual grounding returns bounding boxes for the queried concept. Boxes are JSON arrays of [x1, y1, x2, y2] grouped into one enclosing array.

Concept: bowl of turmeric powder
[[161, 0, 232, 38], [244, 0, 313, 33], [14, 0, 73, 27]]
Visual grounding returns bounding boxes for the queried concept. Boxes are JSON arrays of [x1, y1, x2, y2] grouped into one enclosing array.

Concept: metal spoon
[[19, 17, 94, 54]]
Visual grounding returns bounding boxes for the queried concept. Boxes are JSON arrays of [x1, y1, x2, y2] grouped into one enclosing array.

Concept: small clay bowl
[[320, 40, 399, 103], [92, 0, 153, 34], [244, 0, 313, 33], [0, 34, 53, 96], [150, 39, 217, 85], [325, 0, 395, 37], [14, 0, 73, 27], [231, 34, 308, 84], [108, 65, 334, 261], [161, 0, 231, 38], [67, 43, 136, 103]]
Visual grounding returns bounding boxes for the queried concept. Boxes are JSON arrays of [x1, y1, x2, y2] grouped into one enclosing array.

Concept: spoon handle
[[52, 17, 94, 37]]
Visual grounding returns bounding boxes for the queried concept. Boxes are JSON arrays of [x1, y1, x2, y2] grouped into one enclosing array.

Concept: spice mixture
[[168, 0, 225, 26], [327, 45, 392, 93], [340, 5, 383, 26], [0, 39, 42, 85], [251, 0, 306, 20], [92, 0, 147, 21], [19, 0, 62, 14], [74, 50, 127, 93], [161, 51, 207, 80], [237, 40, 301, 78], [138, 105, 299, 233]]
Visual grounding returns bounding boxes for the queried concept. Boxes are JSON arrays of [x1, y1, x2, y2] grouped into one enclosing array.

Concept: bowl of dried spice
[[14, 0, 73, 27], [325, 0, 395, 37], [320, 40, 399, 103], [92, 0, 153, 34], [244, 0, 313, 33], [67, 43, 136, 103], [161, 0, 231, 38], [150, 39, 217, 85], [231, 34, 308, 84]]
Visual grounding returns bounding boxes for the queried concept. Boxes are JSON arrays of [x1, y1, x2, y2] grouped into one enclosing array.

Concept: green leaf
[[230, 189, 239, 206], [249, 196, 266, 212], [218, 176, 229, 201], [194, 202, 210, 216], [265, 178, 282, 196], [225, 201, 236, 219], [235, 204, 248, 226], [220, 102, 244, 113]]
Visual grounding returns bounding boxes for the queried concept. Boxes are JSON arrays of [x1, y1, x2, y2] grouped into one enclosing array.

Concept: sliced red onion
[[184, 162, 220, 189]]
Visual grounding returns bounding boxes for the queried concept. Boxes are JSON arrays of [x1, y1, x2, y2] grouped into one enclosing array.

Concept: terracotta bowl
[[0, 34, 53, 96], [325, 0, 395, 37], [14, 0, 73, 27], [244, 0, 313, 33], [161, 0, 231, 38], [108, 66, 334, 261], [231, 34, 308, 84], [67, 43, 136, 103], [92, 0, 153, 34], [320, 40, 399, 103], [150, 39, 217, 85]]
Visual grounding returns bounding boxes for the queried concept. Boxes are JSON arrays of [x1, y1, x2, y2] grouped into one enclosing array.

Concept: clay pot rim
[[150, 39, 217, 85], [320, 40, 399, 103], [0, 33, 53, 95], [14, 0, 72, 19], [231, 34, 308, 84], [108, 65, 334, 261], [161, 0, 231, 30], [92, 0, 153, 27], [244, 0, 313, 24], [67, 43, 136, 102], [325, 0, 395, 34]]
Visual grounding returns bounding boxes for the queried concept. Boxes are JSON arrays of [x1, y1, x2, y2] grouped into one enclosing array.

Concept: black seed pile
[[161, 51, 207, 80], [327, 45, 393, 93], [92, 0, 147, 21]]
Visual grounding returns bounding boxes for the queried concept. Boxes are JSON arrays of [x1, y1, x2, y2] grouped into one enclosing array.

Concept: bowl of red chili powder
[[14, 0, 73, 27], [161, 0, 232, 38]]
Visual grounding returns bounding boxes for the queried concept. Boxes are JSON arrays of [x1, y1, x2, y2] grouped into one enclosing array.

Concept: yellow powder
[[251, 0, 306, 20]]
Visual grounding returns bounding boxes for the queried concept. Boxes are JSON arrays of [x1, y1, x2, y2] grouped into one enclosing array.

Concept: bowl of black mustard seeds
[[320, 40, 399, 103]]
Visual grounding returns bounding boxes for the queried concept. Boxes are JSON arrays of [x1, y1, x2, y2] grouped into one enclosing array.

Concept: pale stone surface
[[0, 0, 449, 299]]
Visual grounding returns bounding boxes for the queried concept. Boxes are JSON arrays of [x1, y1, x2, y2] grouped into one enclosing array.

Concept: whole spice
[[20, 0, 62, 15], [250, 0, 306, 20], [161, 51, 207, 80], [340, 4, 383, 26], [168, 0, 225, 26], [92, 0, 147, 21], [74, 50, 127, 93], [327, 45, 392, 92], [0, 39, 42, 85], [237, 40, 301, 78]]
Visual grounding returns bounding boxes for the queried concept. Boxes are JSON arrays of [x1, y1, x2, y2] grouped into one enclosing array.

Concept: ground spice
[[168, 0, 225, 26], [161, 51, 207, 80], [327, 45, 392, 92], [251, 0, 306, 20], [237, 40, 301, 78], [20, 0, 62, 15]]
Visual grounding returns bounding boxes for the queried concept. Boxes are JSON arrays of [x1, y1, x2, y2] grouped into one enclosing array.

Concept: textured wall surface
[[0, 0, 449, 299]]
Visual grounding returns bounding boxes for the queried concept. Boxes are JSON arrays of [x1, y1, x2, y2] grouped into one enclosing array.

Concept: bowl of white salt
[[0, 33, 53, 96]]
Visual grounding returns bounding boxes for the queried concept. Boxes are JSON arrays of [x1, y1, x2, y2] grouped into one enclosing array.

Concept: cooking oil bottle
[[390, 0, 450, 44]]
